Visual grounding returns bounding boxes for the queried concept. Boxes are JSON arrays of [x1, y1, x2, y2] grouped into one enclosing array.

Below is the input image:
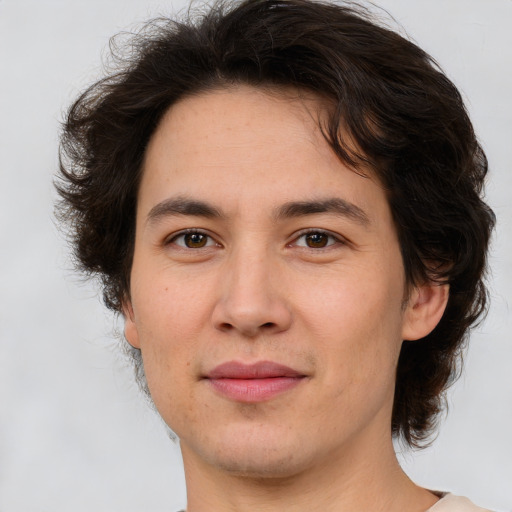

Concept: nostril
[[261, 322, 276, 329]]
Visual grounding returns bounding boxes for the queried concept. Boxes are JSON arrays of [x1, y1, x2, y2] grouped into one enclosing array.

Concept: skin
[[124, 85, 448, 512]]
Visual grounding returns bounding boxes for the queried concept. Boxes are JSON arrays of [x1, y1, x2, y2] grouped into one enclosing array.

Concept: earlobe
[[122, 301, 141, 349], [401, 282, 449, 341]]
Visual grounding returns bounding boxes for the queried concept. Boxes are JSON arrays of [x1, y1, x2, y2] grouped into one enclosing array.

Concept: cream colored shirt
[[176, 493, 492, 512], [427, 494, 492, 512]]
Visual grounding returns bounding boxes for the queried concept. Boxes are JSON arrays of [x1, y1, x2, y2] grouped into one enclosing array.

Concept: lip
[[205, 361, 306, 403]]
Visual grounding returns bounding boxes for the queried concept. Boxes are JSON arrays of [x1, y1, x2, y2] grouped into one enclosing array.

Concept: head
[[57, 0, 495, 450]]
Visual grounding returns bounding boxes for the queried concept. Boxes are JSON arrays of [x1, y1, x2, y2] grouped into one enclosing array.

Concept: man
[[56, 0, 495, 510]]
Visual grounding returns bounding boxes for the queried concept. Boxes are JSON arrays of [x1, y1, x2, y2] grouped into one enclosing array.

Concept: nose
[[211, 248, 293, 338]]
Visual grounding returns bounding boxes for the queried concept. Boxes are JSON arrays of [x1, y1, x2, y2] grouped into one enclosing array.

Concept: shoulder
[[427, 493, 493, 512]]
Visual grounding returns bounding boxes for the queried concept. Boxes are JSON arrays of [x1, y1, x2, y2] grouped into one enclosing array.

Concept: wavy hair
[[56, 0, 495, 447]]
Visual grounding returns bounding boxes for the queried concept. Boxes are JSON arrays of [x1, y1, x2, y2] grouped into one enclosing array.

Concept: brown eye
[[170, 231, 216, 249], [305, 232, 329, 248], [184, 233, 208, 248], [293, 230, 341, 249]]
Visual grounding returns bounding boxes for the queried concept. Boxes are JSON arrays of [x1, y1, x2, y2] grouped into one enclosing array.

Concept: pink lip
[[205, 361, 306, 403]]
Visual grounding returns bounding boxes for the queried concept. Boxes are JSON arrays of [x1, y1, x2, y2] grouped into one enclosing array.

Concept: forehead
[[145, 85, 333, 173], [139, 85, 389, 225]]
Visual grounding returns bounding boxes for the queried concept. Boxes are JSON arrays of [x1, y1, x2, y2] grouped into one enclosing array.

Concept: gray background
[[0, 1, 511, 510]]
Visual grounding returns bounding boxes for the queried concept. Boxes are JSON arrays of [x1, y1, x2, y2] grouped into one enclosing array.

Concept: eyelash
[[166, 229, 219, 249], [290, 229, 345, 250], [166, 228, 345, 250]]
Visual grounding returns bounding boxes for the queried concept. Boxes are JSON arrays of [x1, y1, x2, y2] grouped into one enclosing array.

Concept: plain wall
[[0, 1, 511, 510]]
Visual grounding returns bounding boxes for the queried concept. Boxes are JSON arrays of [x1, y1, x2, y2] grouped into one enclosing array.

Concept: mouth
[[205, 361, 306, 403], [204, 360, 307, 403]]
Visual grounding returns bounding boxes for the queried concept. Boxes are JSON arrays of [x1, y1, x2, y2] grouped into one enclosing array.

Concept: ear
[[401, 282, 449, 341], [122, 300, 141, 349]]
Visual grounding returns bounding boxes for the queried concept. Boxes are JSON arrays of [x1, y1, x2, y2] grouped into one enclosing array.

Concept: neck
[[181, 428, 438, 512]]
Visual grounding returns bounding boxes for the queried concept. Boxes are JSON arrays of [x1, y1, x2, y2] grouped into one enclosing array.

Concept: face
[[124, 85, 437, 478]]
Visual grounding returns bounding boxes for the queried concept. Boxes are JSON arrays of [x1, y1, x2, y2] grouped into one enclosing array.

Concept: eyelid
[[165, 228, 221, 248], [289, 228, 347, 249], [162, 227, 347, 250]]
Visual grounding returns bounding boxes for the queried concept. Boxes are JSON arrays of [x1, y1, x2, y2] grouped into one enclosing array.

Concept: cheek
[[130, 278, 208, 402], [133, 271, 211, 342], [300, 264, 404, 335], [299, 269, 405, 387]]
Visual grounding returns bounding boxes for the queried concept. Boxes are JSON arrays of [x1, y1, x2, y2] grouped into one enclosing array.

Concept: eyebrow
[[146, 196, 370, 227], [275, 198, 370, 226], [146, 197, 224, 224]]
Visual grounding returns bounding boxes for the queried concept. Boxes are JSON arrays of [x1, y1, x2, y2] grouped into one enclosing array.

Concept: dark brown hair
[[56, 0, 495, 447]]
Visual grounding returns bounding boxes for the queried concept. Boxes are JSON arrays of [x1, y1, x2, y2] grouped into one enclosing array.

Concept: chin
[[207, 449, 308, 480], [182, 423, 317, 480]]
